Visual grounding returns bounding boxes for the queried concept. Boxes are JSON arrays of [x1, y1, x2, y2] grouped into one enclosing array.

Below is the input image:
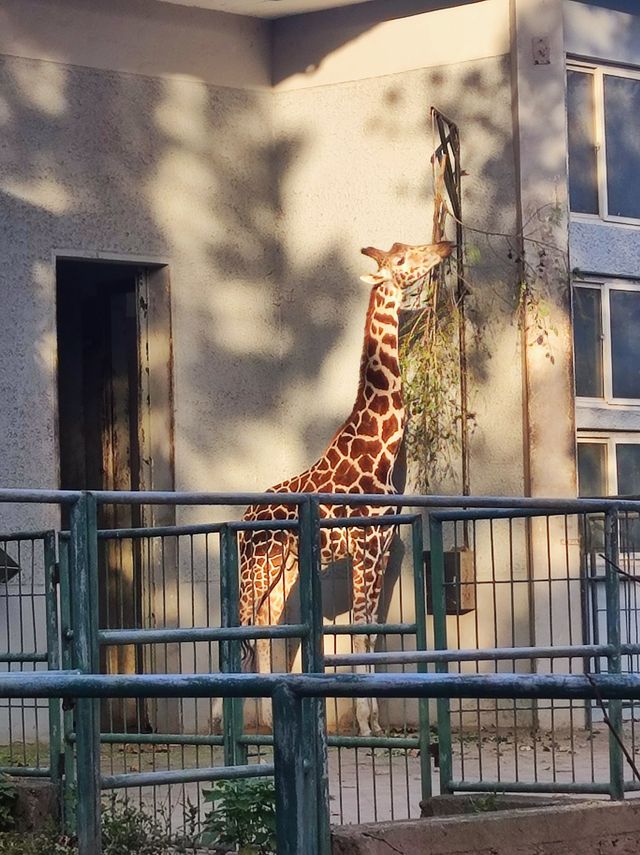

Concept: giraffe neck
[[355, 281, 403, 407], [326, 282, 405, 490]]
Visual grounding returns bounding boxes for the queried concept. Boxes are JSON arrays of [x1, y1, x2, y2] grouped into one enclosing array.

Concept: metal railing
[[1, 669, 640, 854], [1, 490, 640, 852]]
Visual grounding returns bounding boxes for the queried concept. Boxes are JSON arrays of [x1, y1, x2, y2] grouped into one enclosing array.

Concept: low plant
[[0, 795, 184, 855], [200, 778, 277, 854], [101, 795, 172, 855], [0, 825, 74, 854]]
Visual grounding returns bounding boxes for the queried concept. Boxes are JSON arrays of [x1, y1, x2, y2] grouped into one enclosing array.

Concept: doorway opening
[[56, 258, 175, 730]]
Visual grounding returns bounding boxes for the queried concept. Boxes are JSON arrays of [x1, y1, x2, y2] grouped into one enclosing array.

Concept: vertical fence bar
[[298, 498, 329, 855], [430, 515, 452, 794], [44, 532, 62, 801], [273, 684, 308, 855], [58, 537, 76, 831], [411, 516, 432, 801], [605, 507, 624, 800], [70, 493, 101, 854], [219, 525, 246, 767]]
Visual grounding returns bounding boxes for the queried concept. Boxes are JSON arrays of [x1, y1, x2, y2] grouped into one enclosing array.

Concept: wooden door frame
[[54, 250, 179, 732]]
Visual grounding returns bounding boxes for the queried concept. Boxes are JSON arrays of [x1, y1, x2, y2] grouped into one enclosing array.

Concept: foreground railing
[[1, 670, 640, 854]]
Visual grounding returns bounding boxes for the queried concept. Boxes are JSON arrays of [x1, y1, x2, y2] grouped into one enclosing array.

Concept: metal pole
[[605, 508, 624, 800], [298, 498, 330, 855], [44, 532, 62, 805], [272, 685, 308, 855], [430, 514, 453, 793], [70, 494, 101, 853], [219, 525, 246, 766], [411, 516, 432, 800], [58, 537, 76, 831]]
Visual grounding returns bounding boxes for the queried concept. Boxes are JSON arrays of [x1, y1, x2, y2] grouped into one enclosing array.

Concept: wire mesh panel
[[0, 530, 59, 778], [428, 508, 634, 797], [323, 514, 430, 826], [59, 500, 311, 848], [63, 518, 223, 844]]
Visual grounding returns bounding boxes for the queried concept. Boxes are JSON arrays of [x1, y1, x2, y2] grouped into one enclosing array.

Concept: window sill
[[570, 213, 640, 229], [576, 401, 640, 431]]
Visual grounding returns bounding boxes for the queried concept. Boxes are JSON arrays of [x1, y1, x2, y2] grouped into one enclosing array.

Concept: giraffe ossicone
[[221, 239, 454, 736]]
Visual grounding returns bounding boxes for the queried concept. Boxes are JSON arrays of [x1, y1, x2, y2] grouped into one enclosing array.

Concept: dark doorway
[[56, 258, 175, 731]]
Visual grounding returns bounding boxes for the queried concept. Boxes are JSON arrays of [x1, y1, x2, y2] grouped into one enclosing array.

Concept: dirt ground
[[81, 723, 640, 831]]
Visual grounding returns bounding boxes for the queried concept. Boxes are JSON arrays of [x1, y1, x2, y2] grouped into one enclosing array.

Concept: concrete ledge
[[332, 799, 640, 854], [12, 778, 58, 832]]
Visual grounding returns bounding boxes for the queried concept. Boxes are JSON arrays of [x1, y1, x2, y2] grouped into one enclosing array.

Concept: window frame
[[567, 59, 640, 227], [577, 432, 640, 496], [573, 278, 640, 408]]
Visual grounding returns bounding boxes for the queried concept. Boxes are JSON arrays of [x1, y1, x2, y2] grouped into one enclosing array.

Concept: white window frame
[[573, 278, 640, 408], [567, 60, 640, 227], [577, 432, 640, 496]]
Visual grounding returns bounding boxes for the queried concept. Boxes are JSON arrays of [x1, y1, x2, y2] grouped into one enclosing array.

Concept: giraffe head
[[360, 241, 454, 290]]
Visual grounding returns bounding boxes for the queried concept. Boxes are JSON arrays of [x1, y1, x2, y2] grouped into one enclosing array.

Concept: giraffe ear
[[360, 270, 391, 286]]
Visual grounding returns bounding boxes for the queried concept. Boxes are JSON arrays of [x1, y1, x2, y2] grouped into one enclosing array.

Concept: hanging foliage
[[399, 154, 464, 492]]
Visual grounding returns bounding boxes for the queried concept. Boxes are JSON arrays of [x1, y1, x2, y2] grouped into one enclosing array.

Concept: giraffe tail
[[241, 636, 257, 672]]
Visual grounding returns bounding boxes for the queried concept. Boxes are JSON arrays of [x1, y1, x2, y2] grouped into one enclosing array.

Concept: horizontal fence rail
[[2, 670, 640, 700]]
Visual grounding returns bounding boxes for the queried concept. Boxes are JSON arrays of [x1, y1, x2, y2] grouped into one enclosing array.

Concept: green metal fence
[[3, 490, 640, 852], [0, 527, 61, 783]]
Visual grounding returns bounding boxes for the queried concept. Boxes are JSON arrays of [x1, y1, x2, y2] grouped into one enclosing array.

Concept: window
[[578, 434, 640, 549], [573, 281, 640, 404], [578, 436, 640, 497], [567, 64, 640, 223]]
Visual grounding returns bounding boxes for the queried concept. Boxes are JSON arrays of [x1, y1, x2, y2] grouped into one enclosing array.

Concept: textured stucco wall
[[0, 0, 270, 89], [0, 13, 274, 538], [272, 61, 522, 498]]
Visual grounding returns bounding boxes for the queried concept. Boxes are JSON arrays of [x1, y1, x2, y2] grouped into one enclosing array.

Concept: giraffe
[[234, 240, 454, 735]]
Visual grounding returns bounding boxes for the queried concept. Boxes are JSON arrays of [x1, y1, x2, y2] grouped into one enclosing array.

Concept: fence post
[[605, 507, 624, 800], [273, 684, 308, 855], [430, 514, 453, 794], [57, 536, 77, 831], [219, 525, 246, 767], [44, 532, 62, 805], [70, 493, 101, 853], [298, 497, 329, 855], [411, 515, 432, 800]]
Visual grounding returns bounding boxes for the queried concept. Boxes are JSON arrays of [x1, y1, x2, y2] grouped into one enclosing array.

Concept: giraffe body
[[233, 241, 454, 735]]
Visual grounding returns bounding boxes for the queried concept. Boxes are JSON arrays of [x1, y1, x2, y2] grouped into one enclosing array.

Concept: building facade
[[0, 0, 638, 736]]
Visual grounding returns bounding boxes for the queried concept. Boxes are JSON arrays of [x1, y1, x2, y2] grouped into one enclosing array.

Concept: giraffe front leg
[[211, 697, 223, 733], [353, 632, 383, 737]]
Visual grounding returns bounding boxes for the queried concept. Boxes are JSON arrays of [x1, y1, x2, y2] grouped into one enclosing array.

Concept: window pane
[[573, 287, 603, 397], [616, 444, 640, 495], [567, 70, 599, 214], [577, 442, 607, 497], [610, 290, 640, 399], [616, 444, 640, 548], [604, 74, 640, 219]]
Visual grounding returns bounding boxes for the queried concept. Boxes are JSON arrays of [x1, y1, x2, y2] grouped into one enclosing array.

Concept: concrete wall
[[0, 0, 274, 540], [272, 0, 522, 497]]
